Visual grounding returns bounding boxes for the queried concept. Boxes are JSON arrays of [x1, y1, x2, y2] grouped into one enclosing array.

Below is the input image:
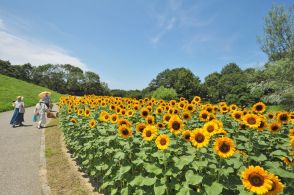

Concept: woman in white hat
[[34, 99, 49, 129]]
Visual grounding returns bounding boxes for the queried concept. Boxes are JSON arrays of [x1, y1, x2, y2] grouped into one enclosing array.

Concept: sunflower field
[[58, 95, 294, 195]]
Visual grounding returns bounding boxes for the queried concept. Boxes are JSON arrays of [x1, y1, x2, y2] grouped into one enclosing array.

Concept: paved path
[[0, 105, 57, 195]]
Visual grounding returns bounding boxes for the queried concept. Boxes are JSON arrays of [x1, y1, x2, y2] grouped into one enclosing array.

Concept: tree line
[[0, 3, 293, 109], [0, 61, 110, 96]]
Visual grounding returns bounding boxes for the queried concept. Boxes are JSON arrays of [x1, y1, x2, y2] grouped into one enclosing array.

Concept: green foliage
[[258, 4, 294, 61], [146, 68, 202, 100], [0, 74, 62, 112], [152, 86, 178, 100]]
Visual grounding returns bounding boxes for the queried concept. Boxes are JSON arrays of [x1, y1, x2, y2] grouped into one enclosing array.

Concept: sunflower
[[190, 129, 210, 148], [157, 122, 165, 129], [267, 113, 275, 120], [243, 114, 261, 129], [118, 125, 132, 139], [229, 104, 238, 112], [182, 130, 192, 142], [156, 106, 164, 114], [135, 123, 146, 133], [126, 110, 134, 117], [89, 119, 96, 128], [252, 102, 266, 114], [214, 137, 235, 158], [281, 156, 294, 166], [181, 111, 191, 120], [142, 125, 158, 141], [203, 121, 219, 136], [70, 118, 77, 124], [241, 166, 273, 194], [140, 107, 150, 118], [117, 118, 131, 127], [155, 134, 170, 150], [163, 113, 172, 123], [266, 174, 284, 195], [168, 115, 184, 135], [84, 108, 91, 117], [193, 96, 201, 103], [67, 107, 72, 114], [110, 114, 118, 123], [199, 110, 210, 122], [220, 105, 229, 114], [169, 100, 177, 107], [257, 117, 267, 131], [269, 122, 281, 133], [77, 109, 84, 116], [146, 115, 155, 125], [232, 111, 243, 120], [102, 113, 110, 122], [277, 112, 289, 123], [186, 104, 195, 112]]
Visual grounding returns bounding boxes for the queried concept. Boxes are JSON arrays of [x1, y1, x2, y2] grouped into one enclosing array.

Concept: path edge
[[39, 124, 52, 195]]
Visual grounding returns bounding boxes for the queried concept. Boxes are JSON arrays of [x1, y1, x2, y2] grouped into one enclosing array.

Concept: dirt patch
[[45, 119, 101, 195]]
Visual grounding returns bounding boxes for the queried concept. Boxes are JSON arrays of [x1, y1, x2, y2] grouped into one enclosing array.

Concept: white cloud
[[0, 19, 86, 69]]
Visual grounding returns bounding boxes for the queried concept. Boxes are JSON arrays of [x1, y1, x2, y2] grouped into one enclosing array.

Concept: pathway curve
[[0, 105, 57, 195]]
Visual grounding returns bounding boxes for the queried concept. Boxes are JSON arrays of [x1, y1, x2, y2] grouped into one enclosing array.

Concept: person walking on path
[[34, 99, 49, 129], [42, 92, 51, 110], [10, 96, 25, 128]]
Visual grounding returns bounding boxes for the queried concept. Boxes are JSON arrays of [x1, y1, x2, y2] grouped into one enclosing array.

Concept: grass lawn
[[0, 74, 63, 112], [45, 119, 99, 195]]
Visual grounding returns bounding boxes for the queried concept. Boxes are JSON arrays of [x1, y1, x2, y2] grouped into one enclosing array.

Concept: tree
[[152, 86, 178, 101], [146, 68, 201, 100], [258, 4, 294, 61]]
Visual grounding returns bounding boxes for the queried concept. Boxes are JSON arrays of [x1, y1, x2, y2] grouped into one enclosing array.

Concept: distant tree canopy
[[145, 68, 202, 100], [0, 60, 110, 96], [152, 86, 178, 101]]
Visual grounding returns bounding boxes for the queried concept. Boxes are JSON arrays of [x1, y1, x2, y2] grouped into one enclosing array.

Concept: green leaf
[[114, 151, 125, 160], [121, 186, 128, 195], [115, 166, 131, 178], [270, 150, 287, 156], [144, 163, 163, 175], [268, 167, 294, 178], [191, 160, 208, 170], [205, 182, 223, 195], [130, 175, 156, 186], [99, 181, 114, 190], [90, 170, 96, 176], [154, 184, 167, 195], [250, 154, 267, 162], [82, 159, 89, 165], [185, 170, 203, 185], [176, 187, 190, 195], [173, 155, 194, 170]]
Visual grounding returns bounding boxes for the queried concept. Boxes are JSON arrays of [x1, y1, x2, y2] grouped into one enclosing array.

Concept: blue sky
[[0, 0, 293, 90]]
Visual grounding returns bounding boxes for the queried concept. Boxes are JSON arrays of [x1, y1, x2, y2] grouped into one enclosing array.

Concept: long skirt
[[10, 108, 24, 125]]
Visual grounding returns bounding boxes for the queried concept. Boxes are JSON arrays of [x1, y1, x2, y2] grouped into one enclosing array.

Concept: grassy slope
[[0, 74, 63, 112]]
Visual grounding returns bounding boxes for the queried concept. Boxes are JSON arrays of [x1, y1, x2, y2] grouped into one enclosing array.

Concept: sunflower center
[[249, 173, 264, 187], [122, 129, 129, 135], [184, 114, 189, 119], [165, 116, 171, 121], [235, 114, 241, 119], [202, 114, 208, 119], [271, 125, 279, 131], [112, 116, 117, 121], [148, 119, 153, 124], [256, 105, 263, 111], [196, 134, 205, 143], [185, 134, 190, 140], [247, 117, 256, 125], [280, 114, 288, 121], [258, 121, 265, 128], [187, 106, 192, 111], [172, 122, 181, 130], [160, 138, 167, 145], [220, 142, 230, 153], [207, 125, 214, 133], [146, 130, 152, 137], [142, 111, 148, 117]]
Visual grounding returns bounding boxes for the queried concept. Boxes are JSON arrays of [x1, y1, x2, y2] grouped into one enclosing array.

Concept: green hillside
[[0, 74, 63, 112]]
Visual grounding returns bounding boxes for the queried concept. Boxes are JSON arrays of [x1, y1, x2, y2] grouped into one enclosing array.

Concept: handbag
[[19, 105, 25, 113], [32, 114, 37, 122]]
